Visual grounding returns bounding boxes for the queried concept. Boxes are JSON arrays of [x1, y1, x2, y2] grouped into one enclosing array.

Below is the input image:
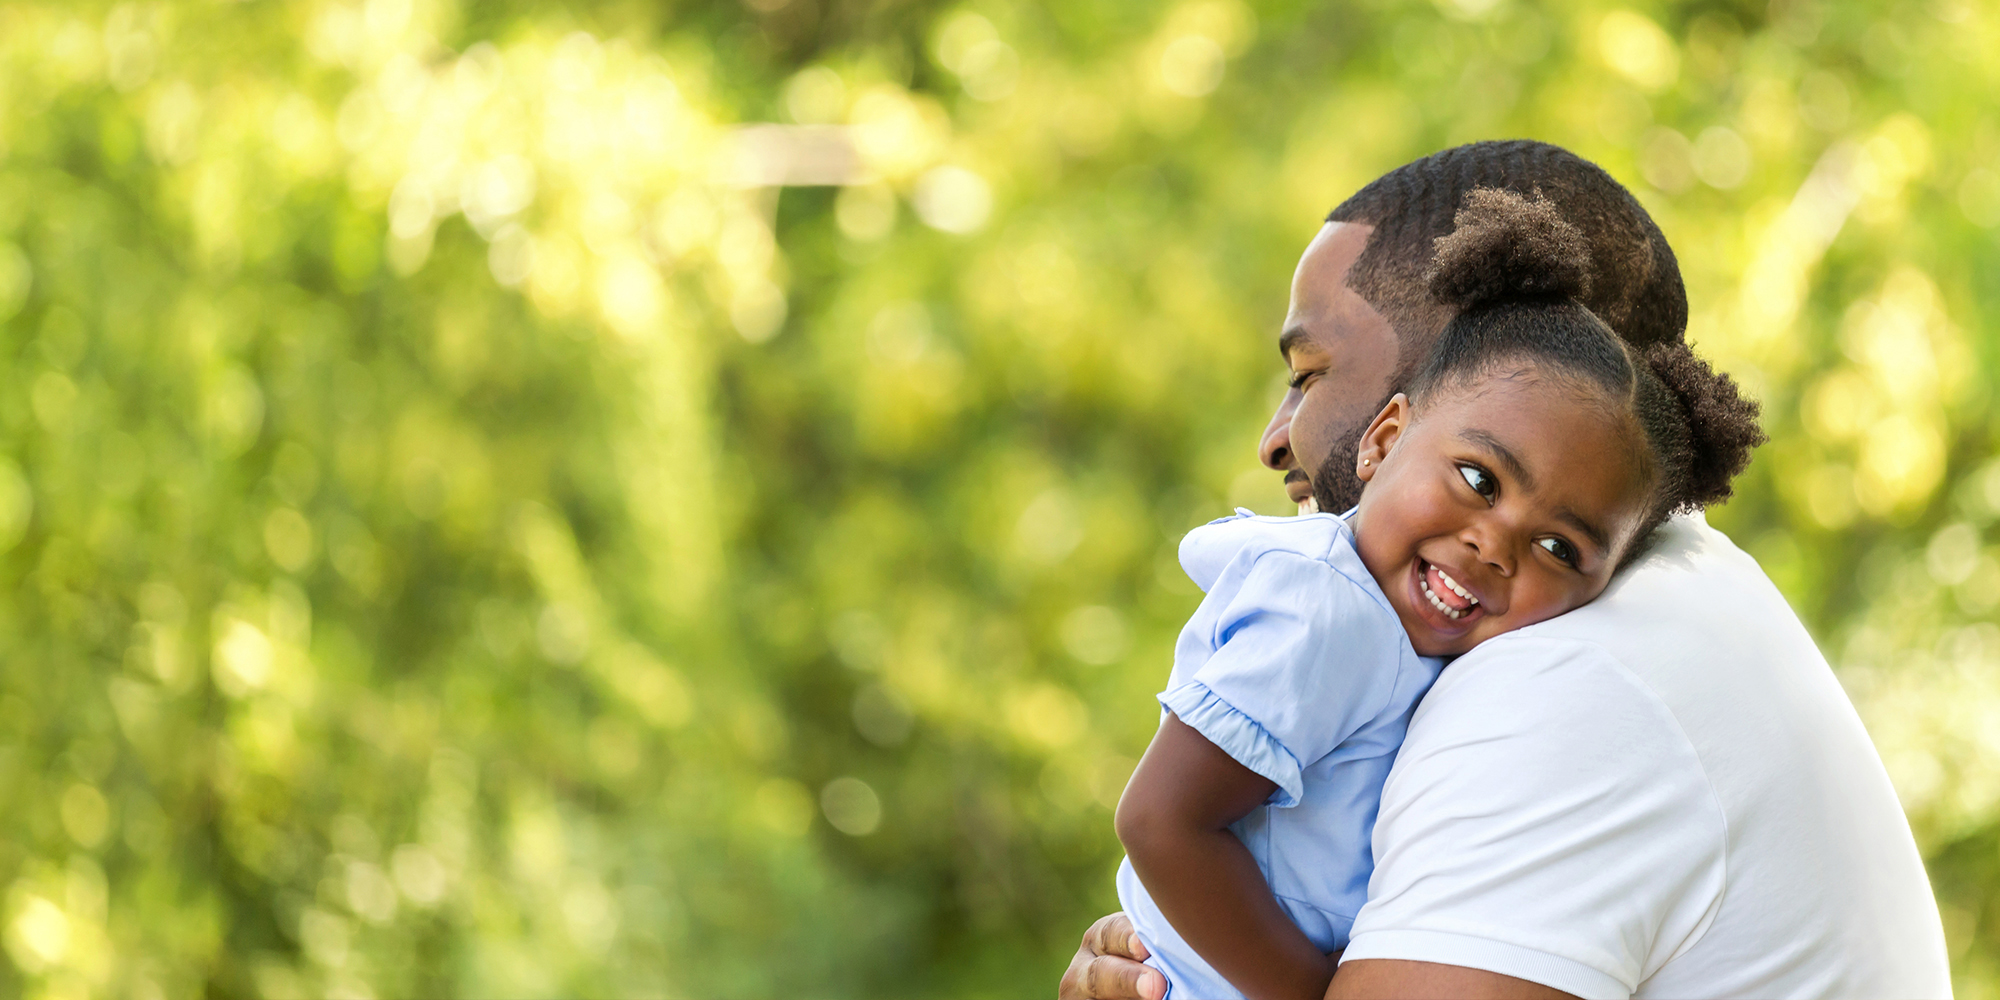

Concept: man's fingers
[[1061, 913, 1161, 1000], [1083, 954, 1166, 1000], [1082, 912, 1144, 959], [1119, 922, 1150, 962]]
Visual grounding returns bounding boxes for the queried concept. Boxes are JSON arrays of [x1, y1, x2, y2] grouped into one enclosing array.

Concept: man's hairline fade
[[1321, 140, 1690, 397]]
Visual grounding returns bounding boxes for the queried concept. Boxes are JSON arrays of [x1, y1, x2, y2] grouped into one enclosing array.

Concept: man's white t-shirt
[[1339, 515, 1953, 999]]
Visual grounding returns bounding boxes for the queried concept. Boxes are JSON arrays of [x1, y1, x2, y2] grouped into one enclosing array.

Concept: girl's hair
[[1409, 188, 1765, 557]]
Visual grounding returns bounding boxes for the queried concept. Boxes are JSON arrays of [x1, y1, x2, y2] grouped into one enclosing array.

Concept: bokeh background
[[0, 0, 1995, 996]]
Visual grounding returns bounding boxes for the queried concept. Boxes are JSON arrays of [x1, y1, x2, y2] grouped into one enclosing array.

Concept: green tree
[[0, 0, 1995, 997]]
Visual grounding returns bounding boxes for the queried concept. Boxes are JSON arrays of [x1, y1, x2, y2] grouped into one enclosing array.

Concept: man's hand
[[1057, 912, 1165, 1000]]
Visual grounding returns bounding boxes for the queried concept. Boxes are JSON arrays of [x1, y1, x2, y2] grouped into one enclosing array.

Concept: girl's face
[[1349, 370, 1652, 658]]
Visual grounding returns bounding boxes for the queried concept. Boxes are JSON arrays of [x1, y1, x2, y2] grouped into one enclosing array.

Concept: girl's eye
[[1457, 464, 1496, 500], [1538, 536, 1579, 567]]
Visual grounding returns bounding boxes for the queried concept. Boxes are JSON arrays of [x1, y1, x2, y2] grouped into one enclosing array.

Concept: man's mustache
[[1284, 469, 1310, 486]]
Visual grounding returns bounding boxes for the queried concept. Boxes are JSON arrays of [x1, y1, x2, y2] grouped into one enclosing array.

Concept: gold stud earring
[[1362, 458, 1372, 467]]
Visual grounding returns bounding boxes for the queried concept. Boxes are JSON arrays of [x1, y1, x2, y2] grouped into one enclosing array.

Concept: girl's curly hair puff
[[1408, 187, 1766, 553]]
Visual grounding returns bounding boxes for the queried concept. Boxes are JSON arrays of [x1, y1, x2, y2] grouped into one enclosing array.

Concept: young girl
[[1113, 189, 1765, 1000]]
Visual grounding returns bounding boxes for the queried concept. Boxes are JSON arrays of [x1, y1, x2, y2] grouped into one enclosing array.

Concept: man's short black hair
[[1327, 140, 1689, 383]]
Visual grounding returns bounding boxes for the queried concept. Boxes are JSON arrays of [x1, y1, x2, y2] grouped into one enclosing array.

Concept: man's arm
[[1056, 917, 1575, 1000], [1327, 961, 1577, 999], [1116, 713, 1334, 1000]]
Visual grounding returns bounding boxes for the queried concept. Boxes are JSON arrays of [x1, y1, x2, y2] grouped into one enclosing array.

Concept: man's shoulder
[[1456, 514, 1813, 679]]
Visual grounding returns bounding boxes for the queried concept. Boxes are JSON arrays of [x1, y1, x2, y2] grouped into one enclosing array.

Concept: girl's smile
[[1348, 372, 1653, 658]]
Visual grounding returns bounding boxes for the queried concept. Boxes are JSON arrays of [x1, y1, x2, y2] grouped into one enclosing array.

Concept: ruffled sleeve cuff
[[1159, 681, 1305, 808]]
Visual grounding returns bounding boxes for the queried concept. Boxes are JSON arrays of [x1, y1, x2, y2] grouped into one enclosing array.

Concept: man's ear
[[1356, 393, 1411, 482]]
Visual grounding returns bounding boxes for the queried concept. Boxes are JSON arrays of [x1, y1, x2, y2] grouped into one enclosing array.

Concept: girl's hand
[[1058, 912, 1165, 1000]]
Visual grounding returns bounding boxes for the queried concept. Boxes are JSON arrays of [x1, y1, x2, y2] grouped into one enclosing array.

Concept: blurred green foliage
[[0, 0, 1996, 996]]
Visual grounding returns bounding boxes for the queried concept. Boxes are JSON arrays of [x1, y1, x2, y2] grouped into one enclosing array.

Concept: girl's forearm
[[1124, 820, 1335, 1000], [1117, 715, 1336, 1000]]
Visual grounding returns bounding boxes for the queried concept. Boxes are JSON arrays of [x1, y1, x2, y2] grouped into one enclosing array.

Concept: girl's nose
[[1462, 522, 1516, 577]]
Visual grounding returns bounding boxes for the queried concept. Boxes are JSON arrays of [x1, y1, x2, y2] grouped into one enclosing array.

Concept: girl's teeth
[[1434, 567, 1477, 604], [1420, 577, 1464, 620]]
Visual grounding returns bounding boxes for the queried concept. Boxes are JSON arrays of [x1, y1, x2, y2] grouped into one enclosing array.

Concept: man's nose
[[1260, 392, 1301, 470]]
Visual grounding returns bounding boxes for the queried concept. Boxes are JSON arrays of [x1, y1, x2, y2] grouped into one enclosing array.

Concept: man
[[1060, 141, 1951, 1000]]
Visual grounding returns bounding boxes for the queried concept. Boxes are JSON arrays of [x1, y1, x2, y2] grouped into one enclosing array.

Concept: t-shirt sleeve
[[1159, 548, 1404, 808], [1340, 636, 1728, 1000]]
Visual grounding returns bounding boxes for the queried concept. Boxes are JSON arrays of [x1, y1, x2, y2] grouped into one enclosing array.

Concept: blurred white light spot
[[1598, 10, 1678, 92], [913, 165, 992, 234], [31, 371, 77, 433], [1638, 126, 1694, 193], [488, 224, 536, 287], [1927, 523, 1981, 585], [214, 619, 274, 696], [1442, 0, 1504, 18], [731, 281, 788, 343], [0, 242, 32, 321], [753, 778, 815, 837], [959, 40, 1020, 101], [852, 684, 913, 747], [866, 301, 932, 365], [388, 177, 436, 239], [454, 41, 505, 97], [60, 784, 108, 848], [1693, 126, 1751, 189], [1798, 71, 1851, 132], [7, 895, 69, 969], [1006, 682, 1086, 748], [299, 908, 349, 967], [146, 82, 202, 165], [461, 155, 536, 236], [264, 508, 316, 573], [391, 844, 447, 906], [933, 12, 1000, 75], [1015, 489, 1083, 565], [835, 183, 896, 241], [346, 860, 399, 924], [1960, 169, 2000, 228], [785, 66, 848, 124], [597, 256, 666, 338], [0, 458, 32, 553], [1062, 605, 1130, 665], [562, 880, 619, 954], [1160, 34, 1226, 97], [820, 776, 882, 835], [537, 601, 590, 665], [653, 190, 718, 259], [549, 32, 603, 92]]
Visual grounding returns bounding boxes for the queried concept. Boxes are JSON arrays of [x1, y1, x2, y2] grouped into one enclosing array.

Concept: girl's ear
[[1356, 393, 1411, 482]]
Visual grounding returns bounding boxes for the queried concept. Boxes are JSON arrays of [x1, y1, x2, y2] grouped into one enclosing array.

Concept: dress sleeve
[[1158, 548, 1406, 809], [1340, 636, 1728, 1000]]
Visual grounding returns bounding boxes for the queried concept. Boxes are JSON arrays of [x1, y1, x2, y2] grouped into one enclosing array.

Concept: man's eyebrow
[[1278, 326, 1313, 362], [1459, 429, 1535, 492]]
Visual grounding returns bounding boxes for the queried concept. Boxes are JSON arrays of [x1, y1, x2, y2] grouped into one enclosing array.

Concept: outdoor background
[[0, 0, 1996, 996]]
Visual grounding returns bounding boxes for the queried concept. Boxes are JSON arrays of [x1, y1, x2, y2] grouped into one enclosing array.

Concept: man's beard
[[1301, 413, 1373, 515]]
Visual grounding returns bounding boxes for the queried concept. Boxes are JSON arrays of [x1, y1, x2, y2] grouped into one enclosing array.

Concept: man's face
[[1259, 222, 1402, 514]]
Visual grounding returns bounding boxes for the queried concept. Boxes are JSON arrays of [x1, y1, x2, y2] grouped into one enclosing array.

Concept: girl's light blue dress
[[1116, 510, 1444, 999]]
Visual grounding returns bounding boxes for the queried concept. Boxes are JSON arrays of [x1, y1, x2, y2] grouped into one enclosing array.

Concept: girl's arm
[[1115, 712, 1337, 1000]]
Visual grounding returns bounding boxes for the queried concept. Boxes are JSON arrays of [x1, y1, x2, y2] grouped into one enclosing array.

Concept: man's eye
[[1457, 464, 1496, 500], [1287, 370, 1316, 390], [1538, 537, 1578, 567]]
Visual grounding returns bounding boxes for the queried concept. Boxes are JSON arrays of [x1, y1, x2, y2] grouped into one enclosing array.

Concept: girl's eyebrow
[[1458, 429, 1534, 490], [1459, 429, 1611, 555], [1553, 506, 1611, 555]]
